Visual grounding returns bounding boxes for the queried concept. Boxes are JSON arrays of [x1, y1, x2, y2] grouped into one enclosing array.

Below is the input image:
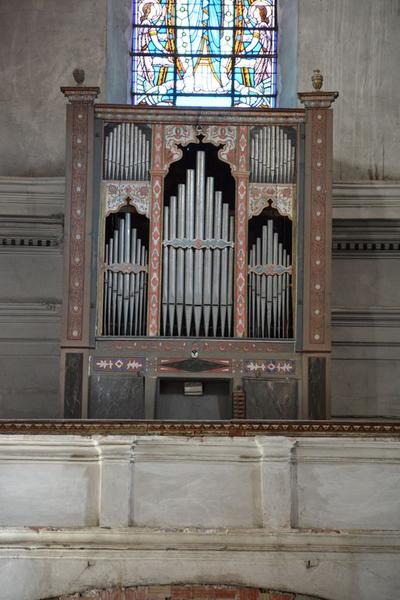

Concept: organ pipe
[[250, 126, 296, 183], [103, 123, 151, 181], [103, 212, 148, 336], [248, 219, 292, 339], [162, 150, 234, 337]]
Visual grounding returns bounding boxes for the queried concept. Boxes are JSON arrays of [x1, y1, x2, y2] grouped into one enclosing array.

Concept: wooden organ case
[[60, 84, 338, 420]]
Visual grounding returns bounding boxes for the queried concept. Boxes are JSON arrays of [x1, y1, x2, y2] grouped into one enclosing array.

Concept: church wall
[[0, 0, 107, 177], [1, 435, 399, 600], [0, 177, 63, 417], [298, 0, 400, 181], [105, 0, 132, 104]]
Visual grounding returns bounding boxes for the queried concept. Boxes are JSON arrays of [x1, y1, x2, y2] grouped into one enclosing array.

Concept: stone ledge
[[1, 527, 399, 553]]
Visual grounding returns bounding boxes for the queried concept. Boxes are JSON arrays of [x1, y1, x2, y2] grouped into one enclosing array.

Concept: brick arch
[[53, 585, 327, 600]]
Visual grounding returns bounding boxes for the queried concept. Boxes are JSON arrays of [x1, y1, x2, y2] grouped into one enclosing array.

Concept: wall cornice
[[333, 181, 400, 219], [0, 177, 65, 216], [1, 527, 399, 554]]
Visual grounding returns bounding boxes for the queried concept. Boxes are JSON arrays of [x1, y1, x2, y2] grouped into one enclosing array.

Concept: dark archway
[[51, 584, 328, 600]]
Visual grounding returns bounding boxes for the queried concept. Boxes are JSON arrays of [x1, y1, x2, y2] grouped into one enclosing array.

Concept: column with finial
[[60, 71, 100, 417], [298, 72, 338, 417]]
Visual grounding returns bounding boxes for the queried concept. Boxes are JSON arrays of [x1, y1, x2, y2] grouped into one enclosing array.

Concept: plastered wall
[[298, 0, 400, 180], [0, 0, 107, 177]]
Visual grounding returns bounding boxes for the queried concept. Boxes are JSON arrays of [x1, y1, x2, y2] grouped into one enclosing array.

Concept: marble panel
[[308, 358, 326, 420], [244, 379, 297, 419], [64, 353, 83, 419], [89, 374, 145, 419]]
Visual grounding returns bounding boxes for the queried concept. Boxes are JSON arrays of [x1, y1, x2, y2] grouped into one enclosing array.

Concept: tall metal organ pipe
[[250, 126, 296, 183], [103, 123, 151, 181], [162, 151, 234, 337], [103, 213, 148, 336], [247, 219, 292, 339]]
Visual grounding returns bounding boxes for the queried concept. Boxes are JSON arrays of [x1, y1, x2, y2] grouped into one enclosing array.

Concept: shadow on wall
[[48, 585, 329, 600]]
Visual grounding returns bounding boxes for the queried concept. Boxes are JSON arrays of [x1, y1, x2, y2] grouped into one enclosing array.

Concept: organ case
[[60, 86, 338, 421]]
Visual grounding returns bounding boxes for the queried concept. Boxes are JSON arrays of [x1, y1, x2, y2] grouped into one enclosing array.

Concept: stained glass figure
[[131, 0, 277, 108]]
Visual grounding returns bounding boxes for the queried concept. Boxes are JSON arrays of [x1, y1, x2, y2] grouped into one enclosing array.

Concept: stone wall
[[1, 434, 399, 600]]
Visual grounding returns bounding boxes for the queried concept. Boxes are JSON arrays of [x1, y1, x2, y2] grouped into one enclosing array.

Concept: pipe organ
[[103, 212, 148, 337], [250, 126, 296, 183], [248, 219, 292, 339], [103, 123, 151, 181], [61, 83, 338, 422], [162, 151, 234, 338]]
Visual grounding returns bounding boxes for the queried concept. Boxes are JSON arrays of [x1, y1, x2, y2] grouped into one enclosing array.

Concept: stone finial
[[312, 69, 323, 90], [73, 68, 85, 85]]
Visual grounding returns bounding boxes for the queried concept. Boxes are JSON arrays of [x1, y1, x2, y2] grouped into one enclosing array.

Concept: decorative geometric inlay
[[163, 238, 234, 250], [309, 109, 328, 345], [249, 263, 292, 276], [159, 358, 231, 373], [103, 262, 148, 274], [164, 124, 237, 171], [102, 339, 293, 353], [66, 102, 89, 341], [248, 183, 295, 219], [103, 181, 151, 217], [2, 420, 398, 437], [234, 167, 249, 337], [244, 359, 295, 375], [93, 358, 145, 372]]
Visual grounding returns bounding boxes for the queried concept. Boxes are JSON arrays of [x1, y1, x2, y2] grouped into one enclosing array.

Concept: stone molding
[[332, 218, 400, 257], [0, 215, 63, 249], [0, 177, 65, 216], [332, 307, 400, 327], [0, 177, 64, 250], [132, 437, 260, 463], [2, 527, 399, 553], [0, 301, 62, 320], [2, 435, 397, 462], [0, 301, 62, 342], [333, 181, 400, 219]]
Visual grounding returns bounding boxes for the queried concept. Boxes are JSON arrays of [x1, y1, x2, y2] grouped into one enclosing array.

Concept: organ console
[[60, 81, 338, 421]]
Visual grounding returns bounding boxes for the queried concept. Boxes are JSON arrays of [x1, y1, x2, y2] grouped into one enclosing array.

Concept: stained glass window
[[131, 0, 277, 108]]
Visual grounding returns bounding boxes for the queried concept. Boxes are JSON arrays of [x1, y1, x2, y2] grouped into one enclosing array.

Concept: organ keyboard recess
[[60, 81, 338, 422]]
